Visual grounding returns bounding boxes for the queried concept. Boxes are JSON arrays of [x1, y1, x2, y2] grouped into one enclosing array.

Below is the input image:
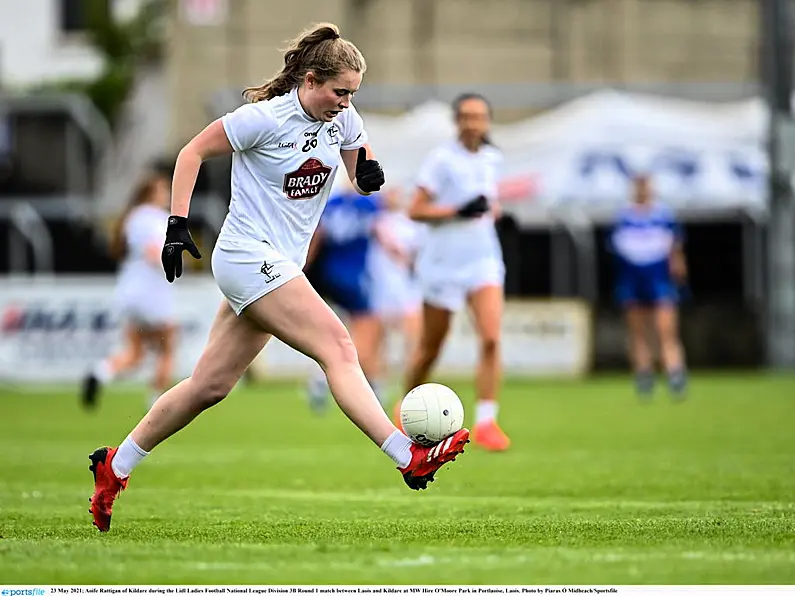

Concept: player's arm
[[408, 149, 488, 222], [407, 186, 457, 222], [161, 119, 232, 282], [670, 239, 687, 283], [373, 216, 411, 266], [171, 119, 233, 217], [340, 143, 368, 184], [163, 104, 275, 282], [668, 217, 687, 282]]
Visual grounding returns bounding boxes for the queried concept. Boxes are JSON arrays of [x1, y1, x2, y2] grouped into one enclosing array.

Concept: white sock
[[111, 435, 150, 479], [380, 429, 413, 469], [476, 400, 498, 424], [93, 360, 115, 384]]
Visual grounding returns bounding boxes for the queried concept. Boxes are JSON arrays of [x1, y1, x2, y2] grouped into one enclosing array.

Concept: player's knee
[[128, 344, 145, 365], [194, 376, 235, 408], [318, 329, 359, 370], [358, 349, 378, 374], [416, 341, 440, 367], [659, 331, 679, 350], [480, 335, 499, 357]]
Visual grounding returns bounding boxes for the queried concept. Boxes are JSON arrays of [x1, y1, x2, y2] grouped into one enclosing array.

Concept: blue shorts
[[615, 273, 678, 306], [314, 271, 373, 316]]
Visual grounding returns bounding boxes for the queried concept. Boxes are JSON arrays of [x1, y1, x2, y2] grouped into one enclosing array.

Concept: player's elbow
[[176, 144, 205, 168], [407, 204, 425, 221]]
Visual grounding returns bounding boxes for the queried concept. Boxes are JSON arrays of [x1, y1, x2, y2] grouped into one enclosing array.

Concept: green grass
[[1, 374, 794, 584]]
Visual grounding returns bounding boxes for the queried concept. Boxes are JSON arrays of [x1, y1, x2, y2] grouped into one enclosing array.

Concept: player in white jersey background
[[400, 93, 511, 452], [81, 171, 177, 412], [368, 188, 424, 400], [86, 23, 471, 533]]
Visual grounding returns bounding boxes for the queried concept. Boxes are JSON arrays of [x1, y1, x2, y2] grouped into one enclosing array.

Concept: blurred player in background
[[368, 188, 423, 401], [610, 174, 688, 398], [81, 171, 176, 411], [402, 93, 510, 452], [87, 23, 470, 533], [304, 177, 385, 411]]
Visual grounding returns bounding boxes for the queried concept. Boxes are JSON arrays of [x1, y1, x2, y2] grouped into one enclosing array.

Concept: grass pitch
[[1, 374, 794, 584]]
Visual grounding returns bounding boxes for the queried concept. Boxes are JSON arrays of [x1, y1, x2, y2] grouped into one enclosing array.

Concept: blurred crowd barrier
[[0, 276, 590, 382]]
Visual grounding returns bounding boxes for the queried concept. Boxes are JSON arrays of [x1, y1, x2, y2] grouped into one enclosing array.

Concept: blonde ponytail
[[243, 23, 365, 103]]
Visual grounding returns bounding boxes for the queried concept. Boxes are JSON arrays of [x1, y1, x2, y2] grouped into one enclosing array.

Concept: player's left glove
[[457, 195, 490, 219], [162, 215, 202, 283], [355, 147, 385, 193]]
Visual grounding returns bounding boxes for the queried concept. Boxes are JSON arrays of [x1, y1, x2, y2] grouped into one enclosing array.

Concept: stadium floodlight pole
[[762, 0, 795, 368]]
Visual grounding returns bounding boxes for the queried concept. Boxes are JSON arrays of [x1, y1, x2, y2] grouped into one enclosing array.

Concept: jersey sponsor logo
[[282, 158, 332, 200]]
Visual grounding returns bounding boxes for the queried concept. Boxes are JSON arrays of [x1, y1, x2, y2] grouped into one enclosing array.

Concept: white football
[[400, 383, 465, 446]]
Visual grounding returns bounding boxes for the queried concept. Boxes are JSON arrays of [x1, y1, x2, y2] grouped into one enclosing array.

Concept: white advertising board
[[0, 276, 592, 383]]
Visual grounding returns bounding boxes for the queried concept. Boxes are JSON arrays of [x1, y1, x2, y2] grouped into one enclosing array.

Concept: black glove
[[161, 215, 202, 283], [355, 147, 385, 193], [457, 195, 490, 218]]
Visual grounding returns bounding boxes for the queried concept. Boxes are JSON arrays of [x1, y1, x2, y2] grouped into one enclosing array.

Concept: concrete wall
[[165, 0, 760, 148]]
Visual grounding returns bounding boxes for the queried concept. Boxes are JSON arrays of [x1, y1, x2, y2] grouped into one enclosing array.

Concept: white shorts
[[212, 236, 303, 316], [117, 296, 174, 327], [416, 256, 505, 312], [115, 279, 174, 327], [372, 275, 421, 318]]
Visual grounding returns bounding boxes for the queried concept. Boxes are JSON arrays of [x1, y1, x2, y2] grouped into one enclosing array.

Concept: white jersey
[[116, 204, 174, 324], [220, 87, 368, 268], [414, 140, 503, 270], [369, 211, 424, 316], [369, 211, 424, 279]]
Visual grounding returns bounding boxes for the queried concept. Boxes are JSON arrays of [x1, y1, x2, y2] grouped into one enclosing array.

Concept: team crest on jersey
[[283, 158, 332, 200]]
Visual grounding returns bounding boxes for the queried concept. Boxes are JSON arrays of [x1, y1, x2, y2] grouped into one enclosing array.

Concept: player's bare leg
[[145, 324, 177, 409], [307, 313, 385, 412], [89, 279, 469, 531], [404, 302, 451, 392], [88, 301, 270, 531], [349, 313, 387, 404], [130, 302, 270, 451], [468, 284, 510, 451], [248, 277, 396, 445], [626, 305, 655, 397], [400, 303, 452, 428], [244, 276, 469, 490], [654, 303, 687, 397], [81, 325, 145, 409], [401, 310, 422, 370]]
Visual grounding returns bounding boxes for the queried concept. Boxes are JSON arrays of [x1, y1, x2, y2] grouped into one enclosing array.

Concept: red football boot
[[88, 447, 128, 532], [472, 419, 511, 451], [399, 428, 470, 490]]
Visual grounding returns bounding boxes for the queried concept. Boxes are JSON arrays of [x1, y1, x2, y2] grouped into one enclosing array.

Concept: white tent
[[360, 90, 770, 224]]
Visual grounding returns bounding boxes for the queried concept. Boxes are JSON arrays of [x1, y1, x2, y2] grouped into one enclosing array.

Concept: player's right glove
[[457, 195, 490, 219], [161, 215, 202, 283]]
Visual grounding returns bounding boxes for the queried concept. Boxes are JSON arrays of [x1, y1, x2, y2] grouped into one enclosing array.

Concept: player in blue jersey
[[610, 175, 688, 398], [305, 181, 385, 410]]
